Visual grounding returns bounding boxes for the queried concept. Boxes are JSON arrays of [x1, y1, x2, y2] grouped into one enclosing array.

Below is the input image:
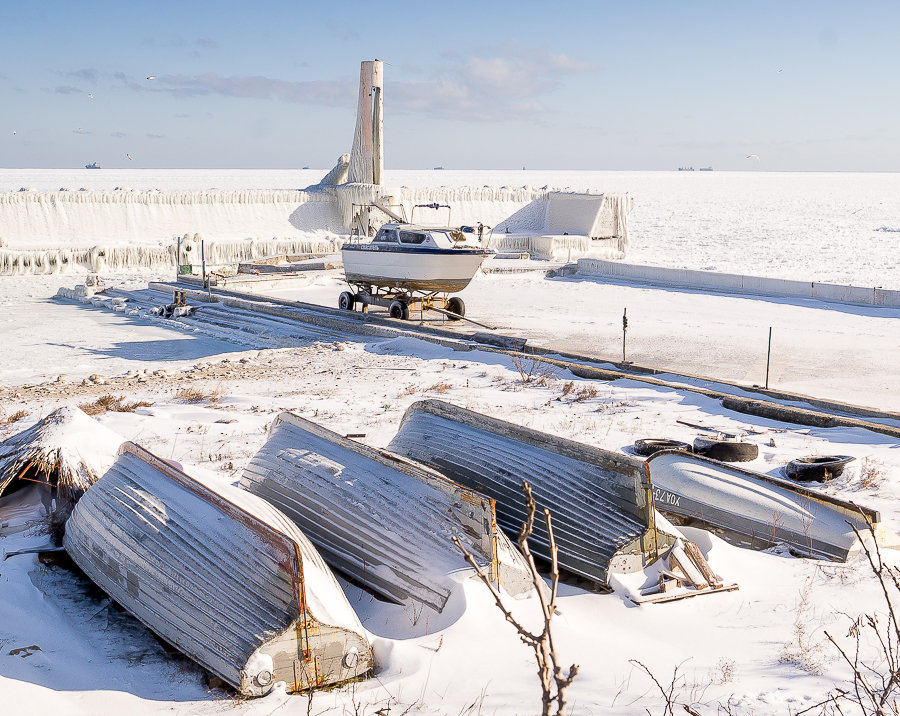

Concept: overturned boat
[[65, 442, 373, 696], [387, 400, 679, 587], [238, 412, 534, 613], [645, 450, 881, 561]]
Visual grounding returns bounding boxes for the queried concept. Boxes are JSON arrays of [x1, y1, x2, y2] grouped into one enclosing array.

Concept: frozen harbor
[[2, 169, 900, 287], [1, 169, 899, 716]]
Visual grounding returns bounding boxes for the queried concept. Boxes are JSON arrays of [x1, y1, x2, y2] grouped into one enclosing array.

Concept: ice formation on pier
[[0, 59, 632, 273]]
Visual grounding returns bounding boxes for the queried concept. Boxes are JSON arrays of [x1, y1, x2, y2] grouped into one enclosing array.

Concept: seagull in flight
[[126, 153, 133, 161], [746, 154, 760, 160], [88, 92, 94, 99], [146, 75, 157, 80]]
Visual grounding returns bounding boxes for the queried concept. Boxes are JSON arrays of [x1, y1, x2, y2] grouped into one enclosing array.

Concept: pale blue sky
[[2, 1, 898, 170]]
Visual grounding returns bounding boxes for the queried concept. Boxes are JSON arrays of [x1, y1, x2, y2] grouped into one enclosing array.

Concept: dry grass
[[859, 457, 887, 490], [176, 385, 223, 405], [560, 381, 575, 397], [510, 355, 558, 386], [572, 385, 598, 402], [778, 579, 832, 674], [79, 394, 154, 416], [2, 409, 27, 425], [426, 382, 452, 394]]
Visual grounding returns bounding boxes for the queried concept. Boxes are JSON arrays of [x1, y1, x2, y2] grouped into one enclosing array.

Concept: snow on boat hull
[[387, 400, 677, 587], [645, 451, 880, 561], [238, 412, 534, 613], [64, 442, 373, 696], [341, 244, 490, 292]]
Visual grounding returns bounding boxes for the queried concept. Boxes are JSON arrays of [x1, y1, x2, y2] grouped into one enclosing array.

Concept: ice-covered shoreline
[[1, 169, 899, 286]]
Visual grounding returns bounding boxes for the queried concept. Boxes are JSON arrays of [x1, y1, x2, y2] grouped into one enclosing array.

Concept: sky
[[2, 0, 899, 171]]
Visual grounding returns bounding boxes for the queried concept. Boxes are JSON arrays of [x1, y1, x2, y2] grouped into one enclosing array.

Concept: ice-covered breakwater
[[0, 184, 630, 274], [0, 189, 342, 245]]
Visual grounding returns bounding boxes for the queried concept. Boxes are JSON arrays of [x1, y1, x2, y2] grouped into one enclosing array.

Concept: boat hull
[[238, 412, 534, 613], [65, 442, 372, 695], [645, 451, 880, 561], [342, 244, 490, 292], [387, 400, 675, 586]]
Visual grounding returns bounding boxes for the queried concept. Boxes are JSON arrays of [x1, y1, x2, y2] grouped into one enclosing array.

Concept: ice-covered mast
[[348, 60, 384, 185]]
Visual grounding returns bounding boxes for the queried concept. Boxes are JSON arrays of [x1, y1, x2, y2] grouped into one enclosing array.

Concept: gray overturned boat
[[645, 450, 881, 561], [65, 442, 373, 696], [387, 400, 678, 587], [238, 412, 534, 613]]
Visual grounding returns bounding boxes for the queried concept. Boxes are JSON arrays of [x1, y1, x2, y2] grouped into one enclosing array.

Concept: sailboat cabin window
[[398, 231, 428, 244], [375, 228, 399, 243]]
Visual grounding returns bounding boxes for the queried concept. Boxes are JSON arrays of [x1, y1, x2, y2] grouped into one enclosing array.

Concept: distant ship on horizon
[[85, 162, 101, 169], [678, 166, 714, 171]]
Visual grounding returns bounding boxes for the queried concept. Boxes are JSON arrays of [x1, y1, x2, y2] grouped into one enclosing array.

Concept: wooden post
[[622, 308, 628, 363]]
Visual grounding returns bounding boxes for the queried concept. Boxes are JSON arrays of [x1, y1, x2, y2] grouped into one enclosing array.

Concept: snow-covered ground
[[1, 169, 899, 715]]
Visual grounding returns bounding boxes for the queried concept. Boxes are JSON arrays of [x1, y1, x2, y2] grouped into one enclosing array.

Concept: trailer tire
[[389, 300, 409, 320], [446, 297, 465, 320], [338, 292, 355, 311], [785, 455, 854, 482], [692, 437, 759, 462], [633, 438, 693, 457]]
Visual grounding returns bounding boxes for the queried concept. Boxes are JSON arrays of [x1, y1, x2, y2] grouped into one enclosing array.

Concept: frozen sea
[[2, 168, 899, 287]]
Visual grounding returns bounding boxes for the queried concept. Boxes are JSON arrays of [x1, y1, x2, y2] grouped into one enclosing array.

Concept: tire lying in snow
[[692, 437, 759, 462], [785, 455, 855, 482], [632, 439, 693, 457]]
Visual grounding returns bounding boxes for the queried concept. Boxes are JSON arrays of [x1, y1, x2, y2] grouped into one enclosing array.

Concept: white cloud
[[135, 45, 595, 121]]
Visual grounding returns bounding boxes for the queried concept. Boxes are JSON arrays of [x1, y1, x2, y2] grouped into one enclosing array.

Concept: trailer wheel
[[338, 292, 355, 311], [633, 438, 693, 457], [692, 437, 759, 462], [785, 455, 855, 482], [446, 296, 465, 320], [389, 300, 409, 320]]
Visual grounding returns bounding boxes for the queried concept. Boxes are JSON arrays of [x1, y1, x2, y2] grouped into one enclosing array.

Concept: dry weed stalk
[[820, 519, 900, 715], [859, 458, 887, 491], [510, 355, 557, 386], [628, 659, 704, 716], [452, 481, 578, 716], [779, 578, 832, 674]]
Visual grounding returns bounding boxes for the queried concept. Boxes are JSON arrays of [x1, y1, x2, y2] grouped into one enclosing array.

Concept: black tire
[[785, 455, 855, 482], [692, 437, 759, 462], [388, 300, 409, 320], [446, 296, 465, 320], [338, 291, 355, 311], [633, 439, 693, 457]]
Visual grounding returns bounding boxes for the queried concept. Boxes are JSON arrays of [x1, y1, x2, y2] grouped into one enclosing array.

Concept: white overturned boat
[[238, 412, 534, 613], [65, 443, 373, 696], [645, 450, 882, 561], [340, 222, 493, 319]]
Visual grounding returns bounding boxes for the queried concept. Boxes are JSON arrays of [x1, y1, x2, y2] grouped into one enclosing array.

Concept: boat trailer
[[339, 284, 467, 322]]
